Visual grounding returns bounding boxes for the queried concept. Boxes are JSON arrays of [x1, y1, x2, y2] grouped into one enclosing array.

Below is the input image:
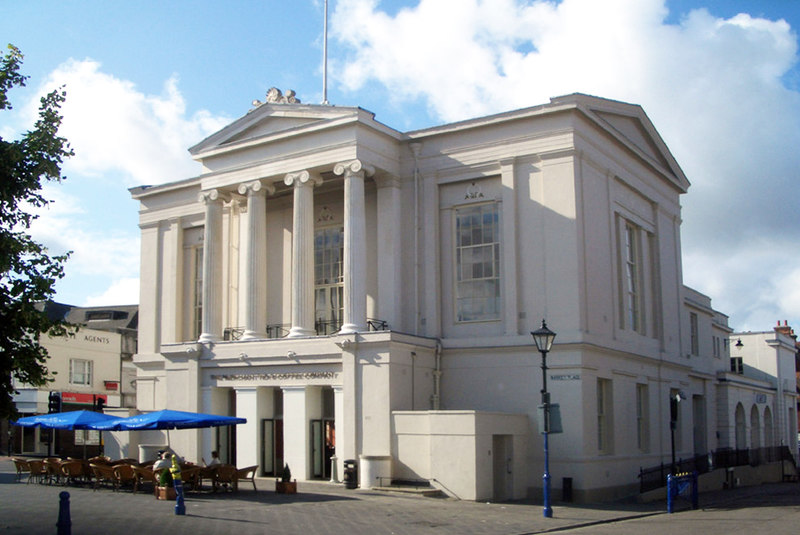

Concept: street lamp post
[[531, 319, 557, 518], [669, 390, 686, 475]]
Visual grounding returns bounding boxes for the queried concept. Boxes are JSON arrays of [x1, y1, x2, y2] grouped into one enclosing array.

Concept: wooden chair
[[88, 455, 111, 465], [43, 458, 62, 485], [133, 465, 157, 494], [213, 464, 238, 492], [180, 465, 202, 491], [60, 460, 86, 486], [90, 463, 116, 491], [113, 464, 137, 492], [236, 465, 259, 492], [12, 458, 30, 482], [27, 460, 46, 484]]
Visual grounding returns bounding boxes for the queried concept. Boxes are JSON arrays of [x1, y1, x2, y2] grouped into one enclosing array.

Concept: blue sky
[[2, 0, 799, 332]]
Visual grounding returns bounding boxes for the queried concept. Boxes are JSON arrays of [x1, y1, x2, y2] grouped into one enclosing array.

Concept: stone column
[[375, 176, 401, 330], [235, 386, 264, 470], [285, 171, 322, 337], [161, 217, 183, 343], [334, 160, 374, 334], [238, 180, 274, 340], [198, 189, 224, 343], [500, 158, 519, 335], [282, 385, 309, 480]]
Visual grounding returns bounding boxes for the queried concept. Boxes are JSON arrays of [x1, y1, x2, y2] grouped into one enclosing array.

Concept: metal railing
[[237, 318, 391, 340], [223, 327, 245, 341], [638, 445, 796, 493]]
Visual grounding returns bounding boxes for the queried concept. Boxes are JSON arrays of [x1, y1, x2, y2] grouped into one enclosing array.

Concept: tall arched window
[[763, 406, 773, 448], [750, 405, 761, 451], [734, 403, 746, 450]]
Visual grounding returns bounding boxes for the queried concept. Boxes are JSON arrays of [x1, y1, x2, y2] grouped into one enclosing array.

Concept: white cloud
[[14, 60, 231, 307], [26, 58, 231, 187], [83, 277, 140, 307], [331, 0, 800, 331]]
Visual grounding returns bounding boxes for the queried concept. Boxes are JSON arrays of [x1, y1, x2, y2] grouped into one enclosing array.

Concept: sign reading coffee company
[[211, 371, 338, 382]]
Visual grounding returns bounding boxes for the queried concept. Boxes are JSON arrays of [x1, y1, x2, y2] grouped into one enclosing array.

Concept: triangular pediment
[[189, 104, 363, 158], [594, 111, 671, 170], [553, 93, 689, 192], [226, 115, 320, 144]]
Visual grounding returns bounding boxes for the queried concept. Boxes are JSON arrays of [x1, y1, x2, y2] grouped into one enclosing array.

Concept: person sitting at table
[[153, 451, 172, 470], [202, 450, 221, 467]]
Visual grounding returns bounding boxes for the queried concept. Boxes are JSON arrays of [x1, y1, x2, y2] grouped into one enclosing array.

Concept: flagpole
[[322, 0, 330, 105]]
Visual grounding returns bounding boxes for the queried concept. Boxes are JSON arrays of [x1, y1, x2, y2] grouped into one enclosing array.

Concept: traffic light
[[95, 397, 105, 412], [48, 392, 62, 413]]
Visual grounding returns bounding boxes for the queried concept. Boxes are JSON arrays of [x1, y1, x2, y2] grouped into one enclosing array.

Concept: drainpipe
[[432, 340, 442, 410], [410, 142, 422, 336]]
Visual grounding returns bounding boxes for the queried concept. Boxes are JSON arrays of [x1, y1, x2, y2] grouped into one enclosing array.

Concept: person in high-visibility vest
[[170, 455, 186, 515]]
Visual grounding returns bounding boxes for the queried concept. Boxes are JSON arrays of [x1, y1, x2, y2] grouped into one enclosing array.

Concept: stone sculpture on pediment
[[252, 87, 302, 108]]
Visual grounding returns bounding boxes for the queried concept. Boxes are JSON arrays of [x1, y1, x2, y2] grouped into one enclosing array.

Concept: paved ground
[[1, 457, 798, 535]]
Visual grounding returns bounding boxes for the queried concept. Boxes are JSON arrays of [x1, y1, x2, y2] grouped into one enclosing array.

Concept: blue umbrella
[[91, 409, 245, 431], [13, 410, 119, 430], [90, 409, 246, 449]]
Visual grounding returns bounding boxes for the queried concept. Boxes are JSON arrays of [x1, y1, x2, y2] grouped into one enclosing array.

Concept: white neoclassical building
[[123, 90, 794, 502]]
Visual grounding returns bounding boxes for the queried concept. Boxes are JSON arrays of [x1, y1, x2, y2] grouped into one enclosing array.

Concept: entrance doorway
[[262, 418, 284, 477], [311, 419, 335, 479], [492, 434, 513, 501]]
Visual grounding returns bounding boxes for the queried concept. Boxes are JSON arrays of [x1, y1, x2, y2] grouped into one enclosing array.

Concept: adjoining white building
[[124, 90, 795, 502], [718, 322, 798, 456]]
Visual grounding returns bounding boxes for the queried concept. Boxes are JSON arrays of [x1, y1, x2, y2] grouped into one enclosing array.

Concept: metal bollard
[[56, 491, 71, 535]]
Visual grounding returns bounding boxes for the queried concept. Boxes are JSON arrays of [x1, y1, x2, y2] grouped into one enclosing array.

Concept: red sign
[[104, 381, 119, 391], [60, 392, 108, 405]]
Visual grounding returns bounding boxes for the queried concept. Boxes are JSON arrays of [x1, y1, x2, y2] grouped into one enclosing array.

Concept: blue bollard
[[57, 491, 71, 535], [174, 479, 186, 515], [667, 474, 674, 513]]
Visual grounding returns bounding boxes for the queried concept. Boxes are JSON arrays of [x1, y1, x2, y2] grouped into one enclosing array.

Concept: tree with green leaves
[[0, 44, 73, 420]]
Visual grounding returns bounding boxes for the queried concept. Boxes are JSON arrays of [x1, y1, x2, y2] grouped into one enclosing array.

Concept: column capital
[[284, 170, 322, 187], [334, 159, 375, 178], [238, 179, 276, 197], [198, 188, 227, 205]]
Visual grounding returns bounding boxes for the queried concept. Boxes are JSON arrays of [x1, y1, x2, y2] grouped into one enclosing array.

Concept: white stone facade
[[127, 92, 795, 502]]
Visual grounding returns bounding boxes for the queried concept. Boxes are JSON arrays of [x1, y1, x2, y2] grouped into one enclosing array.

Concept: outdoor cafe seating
[[13, 455, 260, 496]]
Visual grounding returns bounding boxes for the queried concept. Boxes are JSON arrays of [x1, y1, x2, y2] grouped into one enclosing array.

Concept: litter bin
[[343, 459, 358, 489]]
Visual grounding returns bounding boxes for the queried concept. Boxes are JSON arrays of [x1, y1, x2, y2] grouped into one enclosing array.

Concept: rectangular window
[[730, 357, 743, 374], [617, 219, 647, 333], [636, 384, 649, 452], [597, 378, 613, 453], [455, 203, 501, 322], [193, 245, 204, 339], [314, 227, 344, 334], [69, 359, 93, 386], [690, 313, 699, 356]]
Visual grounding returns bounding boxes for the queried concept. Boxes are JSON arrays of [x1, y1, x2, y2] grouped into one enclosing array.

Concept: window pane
[[455, 203, 501, 322]]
